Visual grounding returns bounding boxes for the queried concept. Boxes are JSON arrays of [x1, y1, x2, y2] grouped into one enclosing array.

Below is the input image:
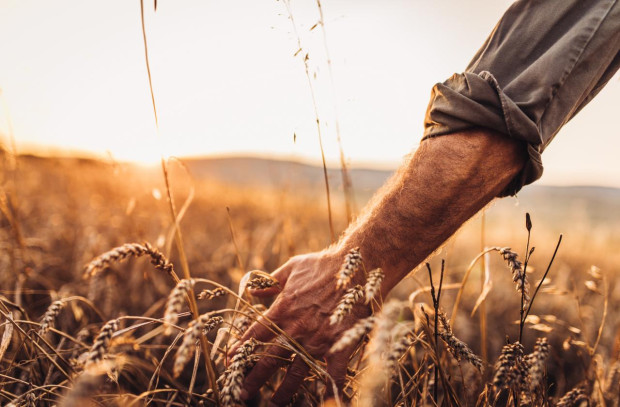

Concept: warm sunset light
[[0, 0, 618, 185], [2, 2, 620, 405]]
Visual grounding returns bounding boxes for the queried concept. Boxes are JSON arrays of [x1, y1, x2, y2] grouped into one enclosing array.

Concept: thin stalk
[[226, 207, 245, 271], [426, 262, 444, 403], [284, 0, 335, 243], [315, 0, 355, 222], [138, 2, 219, 400], [518, 214, 532, 343], [451, 247, 499, 328], [479, 211, 488, 362], [524, 234, 562, 319]]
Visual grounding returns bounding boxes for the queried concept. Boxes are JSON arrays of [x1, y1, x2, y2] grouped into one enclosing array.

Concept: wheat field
[[0, 151, 618, 406]]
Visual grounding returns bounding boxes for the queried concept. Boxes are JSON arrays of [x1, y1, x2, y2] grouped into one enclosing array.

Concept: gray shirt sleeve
[[423, 0, 620, 196]]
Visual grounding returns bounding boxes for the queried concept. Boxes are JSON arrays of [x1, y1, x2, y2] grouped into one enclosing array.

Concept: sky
[[0, 0, 618, 187]]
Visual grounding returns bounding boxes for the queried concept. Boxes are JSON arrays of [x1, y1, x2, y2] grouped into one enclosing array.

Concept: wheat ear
[[364, 268, 384, 304], [38, 299, 66, 336], [386, 324, 413, 378], [85, 319, 119, 366], [493, 342, 527, 391], [336, 247, 362, 289], [163, 279, 195, 335], [329, 285, 364, 325], [84, 242, 175, 277], [219, 339, 259, 406], [173, 315, 223, 378], [527, 337, 549, 389], [498, 247, 530, 305], [557, 387, 588, 407], [330, 316, 376, 353], [438, 312, 483, 370], [246, 276, 279, 290], [197, 287, 226, 300]]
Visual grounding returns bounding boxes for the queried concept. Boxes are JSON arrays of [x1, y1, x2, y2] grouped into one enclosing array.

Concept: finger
[[249, 263, 292, 298], [269, 355, 310, 406], [241, 344, 292, 401], [324, 350, 351, 399]]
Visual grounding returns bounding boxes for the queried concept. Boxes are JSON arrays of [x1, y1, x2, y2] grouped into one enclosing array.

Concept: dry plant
[[0, 3, 617, 405]]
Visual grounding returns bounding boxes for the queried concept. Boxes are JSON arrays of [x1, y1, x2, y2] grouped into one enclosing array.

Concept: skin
[[232, 128, 528, 406]]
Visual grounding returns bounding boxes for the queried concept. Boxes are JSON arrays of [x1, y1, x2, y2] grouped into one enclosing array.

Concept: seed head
[[438, 312, 483, 370], [330, 316, 375, 353], [527, 337, 549, 389], [498, 247, 530, 306], [246, 276, 279, 290], [336, 247, 362, 289], [38, 299, 66, 336], [86, 319, 119, 366], [329, 285, 364, 325], [219, 339, 259, 406], [493, 342, 527, 391], [557, 387, 588, 407], [173, 315, 223, 377], [164, 279, 195, 335], [84, 242, 175, 277], [364, 268, 384, 304], [197, 287, 226, 300]]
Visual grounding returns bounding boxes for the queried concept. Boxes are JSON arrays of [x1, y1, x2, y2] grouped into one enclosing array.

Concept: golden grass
[[0, 153, 619, 406]]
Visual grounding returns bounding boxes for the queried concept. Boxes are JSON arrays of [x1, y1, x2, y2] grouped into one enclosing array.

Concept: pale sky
[[0, 0, 618, 187]]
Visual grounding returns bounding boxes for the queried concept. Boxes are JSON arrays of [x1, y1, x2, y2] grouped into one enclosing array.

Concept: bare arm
[[236, 128, 527, 405], [338, 128, 526, 294]]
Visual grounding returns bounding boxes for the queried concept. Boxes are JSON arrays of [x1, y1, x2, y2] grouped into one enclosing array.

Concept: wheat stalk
[[84, 242, 175, 278], [219, 338, 259, 406], [492, 342, 527, 391], [438, 312, 483, 370], [498, 247, 530, 305], [386, 324, 413, 379], [330, 316, 375, 353], [246, 276, 279, 290], [38, 299, 66, 336], [557, 387, 588, 406], [527, 337, 549, 389], [198, 287, 226, 300], [329, 285, 364, 325], [173, 315, 223, 378], [336, 247, 362, 289], [164, 279, 195, 335], [85, 319, 119, 366], [364, 268, 384, 304]]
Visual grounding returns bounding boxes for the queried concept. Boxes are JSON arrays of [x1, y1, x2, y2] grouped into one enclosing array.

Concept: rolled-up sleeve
[[423, 0, 620, 197]]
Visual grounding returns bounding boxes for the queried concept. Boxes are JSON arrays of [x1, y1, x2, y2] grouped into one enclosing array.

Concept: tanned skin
[[233, 128, 528, 406]]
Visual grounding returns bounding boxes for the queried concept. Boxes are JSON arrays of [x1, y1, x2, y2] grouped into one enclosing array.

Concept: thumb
[[247, 262, 292, 298]]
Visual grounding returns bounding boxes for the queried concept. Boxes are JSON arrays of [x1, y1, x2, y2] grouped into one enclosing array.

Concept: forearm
[[335, 128, 527, 293]]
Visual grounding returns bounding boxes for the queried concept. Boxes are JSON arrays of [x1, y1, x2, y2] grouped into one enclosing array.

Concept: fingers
[[241, 344, 292, 401], [269, 355, 310, 406]]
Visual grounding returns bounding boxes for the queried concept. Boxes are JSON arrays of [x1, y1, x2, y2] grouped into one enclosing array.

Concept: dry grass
[[0, 153, 619, 406]]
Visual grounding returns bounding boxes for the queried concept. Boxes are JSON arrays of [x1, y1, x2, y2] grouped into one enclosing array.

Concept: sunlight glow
[[0, 0, 618, 185]]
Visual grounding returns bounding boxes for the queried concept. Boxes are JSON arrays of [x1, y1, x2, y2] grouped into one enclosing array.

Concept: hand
[[233, 249, 370, 406]]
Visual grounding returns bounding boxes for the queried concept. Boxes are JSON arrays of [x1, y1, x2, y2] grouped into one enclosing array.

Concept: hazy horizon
[[1, 0, 618, 187]]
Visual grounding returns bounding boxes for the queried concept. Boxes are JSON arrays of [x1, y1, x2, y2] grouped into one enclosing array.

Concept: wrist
[[328, 238, 403, 299]]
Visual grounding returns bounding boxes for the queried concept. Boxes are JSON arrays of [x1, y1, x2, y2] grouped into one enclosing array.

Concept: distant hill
[[13, 153, 620, 232], [183, 156, 393, 197], [182, 155, 620, 232]]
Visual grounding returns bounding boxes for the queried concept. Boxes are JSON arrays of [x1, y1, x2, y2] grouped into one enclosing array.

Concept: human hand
[[233, 248, 371, 406]]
